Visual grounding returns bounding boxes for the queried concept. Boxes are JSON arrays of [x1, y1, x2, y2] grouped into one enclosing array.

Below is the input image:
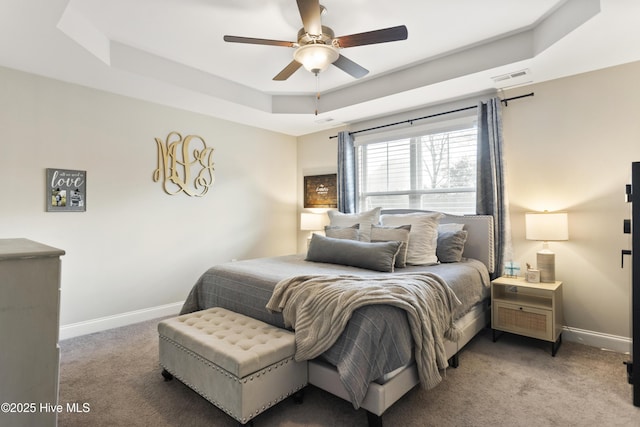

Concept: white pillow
[[327, 207, 382, 242], [381, 212, 444, 265]]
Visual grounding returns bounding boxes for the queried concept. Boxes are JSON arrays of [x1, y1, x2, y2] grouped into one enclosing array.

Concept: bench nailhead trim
[[159, 335, 306, 424]]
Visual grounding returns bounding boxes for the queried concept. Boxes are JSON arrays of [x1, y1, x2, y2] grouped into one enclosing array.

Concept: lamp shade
[[525, 212, 569, 241], [293, 44, 339, 73], [300, 213, 324, 231]]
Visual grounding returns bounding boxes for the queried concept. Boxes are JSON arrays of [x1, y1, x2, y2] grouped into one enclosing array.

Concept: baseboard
[[563, 326, 632, 355], [59, 301, 183, 340]]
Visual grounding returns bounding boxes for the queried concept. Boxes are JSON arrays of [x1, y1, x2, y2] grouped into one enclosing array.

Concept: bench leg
[[161, 369, 173, 381], [292, 389, 305, 404]]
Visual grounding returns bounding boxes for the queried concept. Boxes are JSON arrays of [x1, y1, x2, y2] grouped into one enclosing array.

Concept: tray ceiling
[[1, 0, 639, 135]]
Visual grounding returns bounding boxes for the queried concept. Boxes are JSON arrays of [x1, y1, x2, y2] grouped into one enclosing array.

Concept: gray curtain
[[477, 97, 512, 278], [337, 130, 356, 213]]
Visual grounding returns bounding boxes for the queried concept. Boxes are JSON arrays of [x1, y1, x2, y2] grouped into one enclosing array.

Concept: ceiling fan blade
[[273, 60, 303, 81], [334, 25, 408, 48], [333, 55, 369, 79], [223, 35, 295, 47], [296, 0, 322, 35]]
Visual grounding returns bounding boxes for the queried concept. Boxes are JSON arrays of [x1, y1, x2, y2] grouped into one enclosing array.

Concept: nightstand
[[491, 276, 564, 356]]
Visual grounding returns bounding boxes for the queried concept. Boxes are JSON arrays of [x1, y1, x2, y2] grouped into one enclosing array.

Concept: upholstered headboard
[[381, 209, 495, 273]]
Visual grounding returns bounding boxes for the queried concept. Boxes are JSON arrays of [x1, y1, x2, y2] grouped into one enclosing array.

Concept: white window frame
[[354, 116, 478, 215]]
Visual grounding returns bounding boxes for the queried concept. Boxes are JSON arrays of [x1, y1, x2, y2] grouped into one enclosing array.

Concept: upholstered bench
[[158, 307, 307, 425]]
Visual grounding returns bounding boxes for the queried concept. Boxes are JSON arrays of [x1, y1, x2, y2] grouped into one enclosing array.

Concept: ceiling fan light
[[294, 44, 339, 74]]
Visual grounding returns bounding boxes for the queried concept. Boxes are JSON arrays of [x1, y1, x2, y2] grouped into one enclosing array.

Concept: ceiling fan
[[223, 0, 408, 81]]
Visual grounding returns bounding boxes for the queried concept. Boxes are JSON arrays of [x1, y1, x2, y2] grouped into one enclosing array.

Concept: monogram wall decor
[[153, 131, 215, 197]]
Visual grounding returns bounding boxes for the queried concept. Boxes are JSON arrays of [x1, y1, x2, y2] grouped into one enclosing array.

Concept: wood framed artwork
[[304, 174, 337, 208], [46, 168, 86, 212]]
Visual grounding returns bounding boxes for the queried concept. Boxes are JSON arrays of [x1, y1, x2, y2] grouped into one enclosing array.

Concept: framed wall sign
[[304, 174, 337, 208], [46, 168, 86, 212]]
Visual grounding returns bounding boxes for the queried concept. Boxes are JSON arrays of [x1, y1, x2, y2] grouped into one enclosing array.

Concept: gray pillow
[[327, 207, 381, 242], [370, 224, 411, 268], [306, 233, 402, 272], [325, 224, 359, 240], [436, 230, 468, 263]]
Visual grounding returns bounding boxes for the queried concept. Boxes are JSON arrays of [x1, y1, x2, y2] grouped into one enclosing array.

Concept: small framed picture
[[526, 269, 541, 283], [304, 174, 337, 208], [46, 168, 86, 212]]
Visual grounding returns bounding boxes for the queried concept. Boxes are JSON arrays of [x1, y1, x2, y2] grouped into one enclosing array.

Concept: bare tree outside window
[[357, 123, 477, 215], [421, 133, 449, 190]]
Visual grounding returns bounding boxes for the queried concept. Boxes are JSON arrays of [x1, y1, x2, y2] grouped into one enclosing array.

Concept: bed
[[179, 209, 495, 426]]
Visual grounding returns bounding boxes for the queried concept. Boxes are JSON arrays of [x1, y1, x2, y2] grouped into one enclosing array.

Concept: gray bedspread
[[180, 254, 489, 408], [266, 273, 462, 391]]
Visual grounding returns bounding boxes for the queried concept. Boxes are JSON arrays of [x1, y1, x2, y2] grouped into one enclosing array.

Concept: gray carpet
[[58, 317, 639, 426]]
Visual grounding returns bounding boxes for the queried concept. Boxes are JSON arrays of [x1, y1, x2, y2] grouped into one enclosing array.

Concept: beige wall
[[296, 61, 640, 349], [0, 66, 297, 335], [4, 59, 638, 346], [296, 127, 344, 251], [503, 61, 640, 343]]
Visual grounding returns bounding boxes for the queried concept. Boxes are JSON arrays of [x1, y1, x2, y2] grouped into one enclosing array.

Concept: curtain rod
[[328, 92, 534, 139]]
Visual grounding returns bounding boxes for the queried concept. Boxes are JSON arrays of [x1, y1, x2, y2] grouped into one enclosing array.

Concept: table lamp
[[300, 213, 324, 246], [525, 211, 569, 283]]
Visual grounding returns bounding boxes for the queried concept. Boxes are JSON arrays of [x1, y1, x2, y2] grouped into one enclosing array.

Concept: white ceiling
[[1, 0, 639, 136]]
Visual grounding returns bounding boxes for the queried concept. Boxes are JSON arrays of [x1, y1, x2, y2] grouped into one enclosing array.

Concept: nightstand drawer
[[493, 301, 553, 341]]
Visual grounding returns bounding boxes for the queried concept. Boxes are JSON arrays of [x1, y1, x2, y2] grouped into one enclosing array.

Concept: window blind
[[356, 117, 478, 215]]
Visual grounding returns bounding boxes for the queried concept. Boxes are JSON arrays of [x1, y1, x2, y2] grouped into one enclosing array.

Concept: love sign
[[46, 168, 86, 212]]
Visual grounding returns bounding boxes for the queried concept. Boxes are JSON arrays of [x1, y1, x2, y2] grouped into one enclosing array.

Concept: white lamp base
[[537, 250, 556, 283]]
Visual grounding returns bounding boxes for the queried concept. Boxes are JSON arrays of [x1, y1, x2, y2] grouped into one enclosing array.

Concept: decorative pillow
[[327, 207, 382, 242], [380, 212, 443, 265], [324, 224, 359, 240], [437, 230, 468, 263], [306, 233, 401, 272], [438, 223, 464, 233], [370, 224, 412, 268]]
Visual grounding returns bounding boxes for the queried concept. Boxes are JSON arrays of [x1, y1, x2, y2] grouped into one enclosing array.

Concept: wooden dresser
[[0, 239, 65, 426]]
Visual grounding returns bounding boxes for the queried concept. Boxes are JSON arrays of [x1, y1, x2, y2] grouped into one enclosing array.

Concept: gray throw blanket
[[266, 272, 462, 390]]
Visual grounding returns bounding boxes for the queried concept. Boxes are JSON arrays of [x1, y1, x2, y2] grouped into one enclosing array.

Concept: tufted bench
[[158, 307, 307, 425]]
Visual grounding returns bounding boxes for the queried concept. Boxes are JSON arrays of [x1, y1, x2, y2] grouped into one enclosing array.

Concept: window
[[355, 118, 478, 215]]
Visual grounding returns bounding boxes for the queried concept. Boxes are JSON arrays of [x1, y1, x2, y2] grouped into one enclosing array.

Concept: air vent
[[314, 117, 334, 124], [492, 69, 532, 88]]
